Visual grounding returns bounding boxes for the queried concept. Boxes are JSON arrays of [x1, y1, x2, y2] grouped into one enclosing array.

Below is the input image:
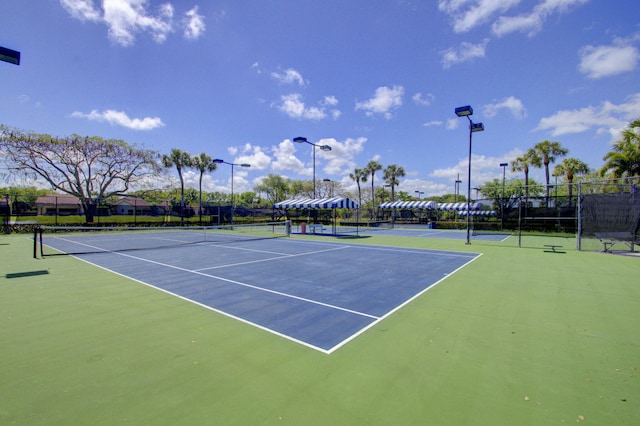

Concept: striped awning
[[378, 200, 437, 209], [437, 202, 483, 211], [458, 210, 497, 216], [273, 197, 359, 209]]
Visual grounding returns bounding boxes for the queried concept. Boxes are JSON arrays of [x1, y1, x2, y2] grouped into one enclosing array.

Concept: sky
[[1, 0, 640, 198]]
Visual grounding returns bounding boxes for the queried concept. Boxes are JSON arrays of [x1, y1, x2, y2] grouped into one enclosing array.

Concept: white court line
[[63, 241, 380, 321], [194, 245, 350, 272], [46, 235, 480, 354]]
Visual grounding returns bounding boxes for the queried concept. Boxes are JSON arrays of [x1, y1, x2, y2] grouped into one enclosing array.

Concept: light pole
[[293, 137, 332, 198], [414, 190, 424, 200], [213, 159, 251, 224], [500, 162, 508, 231], [455, 105, 485, 244]]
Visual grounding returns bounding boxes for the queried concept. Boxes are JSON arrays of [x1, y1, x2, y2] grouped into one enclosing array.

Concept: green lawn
[[1, 232, 638, 425]]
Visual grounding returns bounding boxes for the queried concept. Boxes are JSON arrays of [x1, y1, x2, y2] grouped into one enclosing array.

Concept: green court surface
[[1, 233, 638, 425]]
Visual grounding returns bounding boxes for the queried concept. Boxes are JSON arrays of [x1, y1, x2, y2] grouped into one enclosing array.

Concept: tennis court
[[37, 224, 479, 353]]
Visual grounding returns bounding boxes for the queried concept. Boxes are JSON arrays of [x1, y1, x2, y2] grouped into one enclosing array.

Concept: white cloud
[[413, 92, 435, 106], [535, 93, 640, 140], [483, 96, 527, 119], [271, 68, 307, 86], [438, 0, 520, 33], [271, 139, 306, 173], [60, 0, 102, 21], [355, 85, 404, 119], [423, 120, 443, 127], [492, 0, 589, 37], [441, 39, 489, 68], [275, 93, 341, 121], [438, 0, 588, 36], [60, 0, 206, 46], [319, 137, 367, 176], [70, 109, 165, 130], [183, 6, 206, 40], [579, 42, 640, 79], [235, 144, 272, 171]]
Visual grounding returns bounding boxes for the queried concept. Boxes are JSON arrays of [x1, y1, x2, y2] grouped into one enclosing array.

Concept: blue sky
[[2, 0, 639, 197]]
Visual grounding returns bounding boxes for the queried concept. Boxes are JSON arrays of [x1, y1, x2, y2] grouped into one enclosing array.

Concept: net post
[[33, 227, 38, 259]]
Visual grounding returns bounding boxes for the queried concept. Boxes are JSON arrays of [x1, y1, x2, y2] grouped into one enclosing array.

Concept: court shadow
[[6, 270, 50, 279]]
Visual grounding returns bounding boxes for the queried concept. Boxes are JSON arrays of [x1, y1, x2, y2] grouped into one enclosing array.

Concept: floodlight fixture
[[0, 46, 20, 66], [292, 136, 332, 197], [455, 104, 485, 245], [213, 159, 251, 223], [455, 105, 473, 117]]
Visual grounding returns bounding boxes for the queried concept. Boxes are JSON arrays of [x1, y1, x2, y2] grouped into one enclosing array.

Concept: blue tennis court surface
[[42, 235, 480, 353]]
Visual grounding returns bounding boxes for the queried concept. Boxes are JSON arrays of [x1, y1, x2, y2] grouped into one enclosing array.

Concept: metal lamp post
[[455, 105, 484, 245], [414, 190, 424, 200], [213, 159, 251, 224], [500, 162, 508, 231], [293, 137, 332, 198]]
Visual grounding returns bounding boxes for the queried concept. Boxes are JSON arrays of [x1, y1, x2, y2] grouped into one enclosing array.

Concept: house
[[35, 194, 83, 216], [112, 197, 152, 216]]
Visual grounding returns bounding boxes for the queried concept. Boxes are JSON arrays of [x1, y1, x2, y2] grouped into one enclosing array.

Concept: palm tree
[[383, 164, 406, 202], [511, 149, 540, 202], [599, 118, 640, 181], [553, 157, 590, 205], [364, 160, 382, 219], [191, 153, 217, 223], [348, 168, 367, 219], [533, 140, 568, 204], [162, 148, 192, 223]]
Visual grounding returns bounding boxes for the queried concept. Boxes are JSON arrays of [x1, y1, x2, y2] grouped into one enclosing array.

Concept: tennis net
[[35, 221, 290, 257]]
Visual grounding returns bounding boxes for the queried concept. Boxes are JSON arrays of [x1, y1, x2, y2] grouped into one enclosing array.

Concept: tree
[[0, 126, 160, 222], [348, 168, 367, 215], [191, 153, 217, 223], [162, 149, 192, 223], [254, 174, 290, 204], [532, 140, 568, 203], [553, 157, 590, 204], [511, 149, 540, 202], [383, 164, 405, 202], [364, 160, 382, 218], [599, 118, 640, 180]]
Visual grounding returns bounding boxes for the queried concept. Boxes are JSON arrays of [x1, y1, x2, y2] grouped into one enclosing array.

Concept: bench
[[307, 224, 327, 234], [595, 232, 636, 252], [544, 244, 564, 253]]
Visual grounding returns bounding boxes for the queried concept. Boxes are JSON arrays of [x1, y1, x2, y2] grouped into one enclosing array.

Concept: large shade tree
[[0, 125, 160, 222], [254, 174, 291, 204]]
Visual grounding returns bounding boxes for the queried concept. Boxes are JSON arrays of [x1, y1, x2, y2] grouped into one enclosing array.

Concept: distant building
[[35, 194, 83, 216], [112, 197, 152, 216]]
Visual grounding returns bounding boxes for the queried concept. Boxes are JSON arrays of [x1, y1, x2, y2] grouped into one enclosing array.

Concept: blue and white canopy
[[378, 200, 437, 209], [458, 210, 497, 216], [274, 197, 359, 209], [438, 202, 483, 211]]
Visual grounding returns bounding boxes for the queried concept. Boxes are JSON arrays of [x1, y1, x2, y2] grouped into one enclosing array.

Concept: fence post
[[577, 183, 582, 251]]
